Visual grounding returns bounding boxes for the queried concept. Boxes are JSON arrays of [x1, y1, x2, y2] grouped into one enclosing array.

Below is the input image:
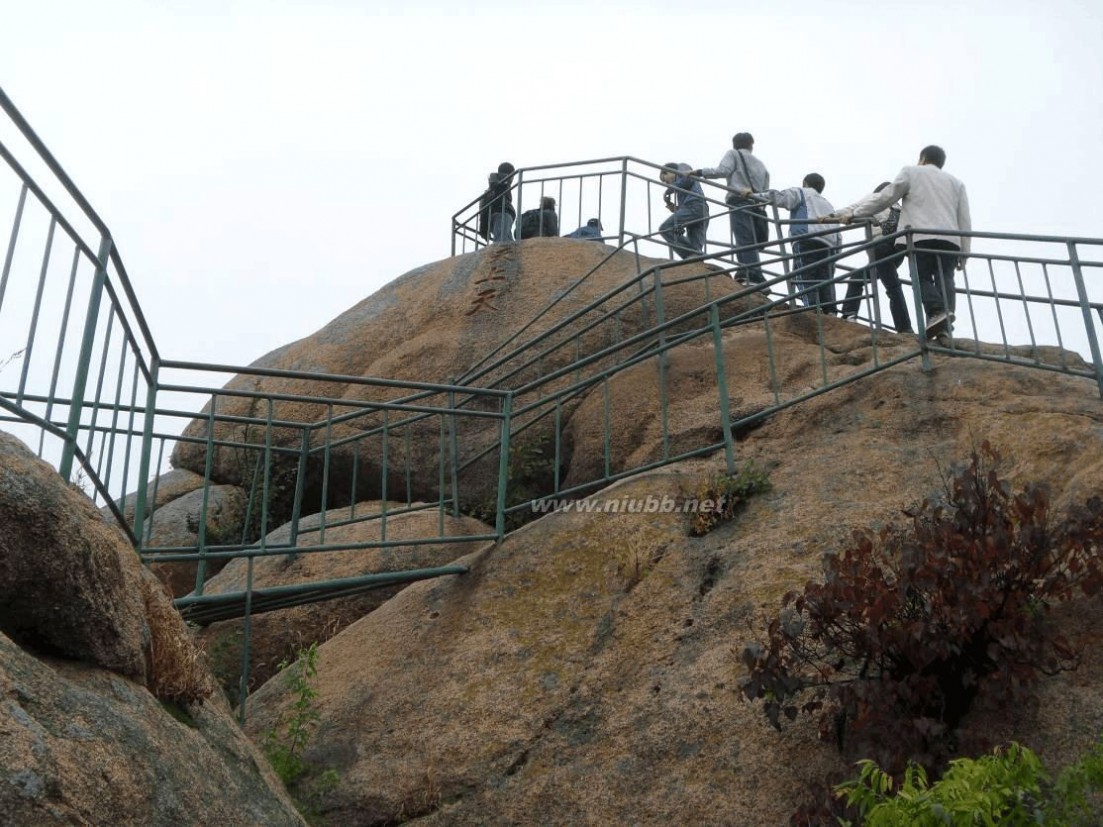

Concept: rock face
[[0, 432, 305, 826], [144, 483, 249, 597], [0, 432, 154, 683], [169, 243, 760, 515], [105, 467, 207, 528], [0, 632, 305, 827], [241, 349, 1103, 826], [196, 504, 492, 694]]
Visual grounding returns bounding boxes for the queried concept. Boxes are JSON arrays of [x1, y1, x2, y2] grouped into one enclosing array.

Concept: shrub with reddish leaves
[[741, 444, 1103, 781]]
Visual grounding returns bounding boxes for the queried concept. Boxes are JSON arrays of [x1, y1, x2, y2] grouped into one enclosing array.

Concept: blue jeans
[[489, 210, 515, 243], [793, 238, 837, 315], [660, 205, 709, 260], [729, 199, 766, 283]]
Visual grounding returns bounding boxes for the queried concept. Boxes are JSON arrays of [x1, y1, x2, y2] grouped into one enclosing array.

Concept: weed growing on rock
[[467, 432, 559, 531], [688, 460, 771, 536], [264, 642, 323, 785]]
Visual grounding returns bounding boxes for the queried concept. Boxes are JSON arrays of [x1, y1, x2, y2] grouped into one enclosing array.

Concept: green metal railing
[[4, 86, 1103, 719]]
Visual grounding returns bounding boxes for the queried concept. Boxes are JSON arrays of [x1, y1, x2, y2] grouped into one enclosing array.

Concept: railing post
[[653, 268, 670, 460], [904, 229, 933, 372], [130, 358, 160, 546], [618, 158, 629, 248], [710, 304, 736, 475], [59, 234, 112, 481], [193, 394, 219, 596], [287, 428, 311, 551], [1069, 241, 1103, 398], [494, 392, 513, 539]]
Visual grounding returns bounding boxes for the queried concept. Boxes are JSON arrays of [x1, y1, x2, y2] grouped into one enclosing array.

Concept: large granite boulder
[[241, 347, 1103, 825], [195, 503, 491, 695], [563, 315, 1101, 500], [0, 432, 155, 683], [144, 483, 250, 597], [105, 467, 207, 528], [169, 242, 763, 517], [0, 430, 304, 825]]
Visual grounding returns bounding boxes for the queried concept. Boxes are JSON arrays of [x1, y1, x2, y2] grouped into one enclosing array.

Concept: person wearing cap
[[565, 218, 605, 241], [691, 132, 770, 283], [822, 145, 970, 341]]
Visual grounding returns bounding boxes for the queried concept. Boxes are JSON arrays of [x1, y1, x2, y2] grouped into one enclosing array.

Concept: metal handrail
[[4, 88, 1103, 720]]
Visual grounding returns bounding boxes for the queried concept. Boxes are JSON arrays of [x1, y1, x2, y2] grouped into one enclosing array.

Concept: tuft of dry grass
[[141, 574, 213, 705]]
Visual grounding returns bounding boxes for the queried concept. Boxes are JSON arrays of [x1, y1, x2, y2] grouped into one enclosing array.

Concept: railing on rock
[[0, 86, 160, 544], [4, 85, 1103, 721]]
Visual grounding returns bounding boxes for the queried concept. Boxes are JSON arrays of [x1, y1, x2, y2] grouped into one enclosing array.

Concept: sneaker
[[925, 311, 954, 336], [841, 312, 858, 321]]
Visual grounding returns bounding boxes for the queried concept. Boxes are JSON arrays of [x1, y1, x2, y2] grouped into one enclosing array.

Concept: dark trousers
[[729, 200, 768, 283], [912, 239, 961, 317], [793, 239, 837, 315], [841, 240, 914, 332]]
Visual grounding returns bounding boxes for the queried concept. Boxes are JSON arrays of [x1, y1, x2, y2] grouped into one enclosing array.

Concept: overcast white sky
[[2, 0, 1102, 370]]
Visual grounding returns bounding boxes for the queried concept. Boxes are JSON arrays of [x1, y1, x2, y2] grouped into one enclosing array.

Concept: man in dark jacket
[[478, 162, 517, 243]]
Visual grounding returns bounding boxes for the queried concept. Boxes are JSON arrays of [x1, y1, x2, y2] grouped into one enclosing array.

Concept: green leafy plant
[[836, 738, 1103, 826], [264, 642, 323, 785], [466, 431, 559, 531], [688, 460, 771, 536], [740, 444, 1103, 819]]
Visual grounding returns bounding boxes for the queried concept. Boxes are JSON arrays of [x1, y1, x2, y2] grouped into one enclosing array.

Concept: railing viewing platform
[[3, 86, 1102, 716]]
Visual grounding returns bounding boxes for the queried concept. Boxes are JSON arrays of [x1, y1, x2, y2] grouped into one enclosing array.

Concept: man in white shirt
[[826, 145, 971, 340]]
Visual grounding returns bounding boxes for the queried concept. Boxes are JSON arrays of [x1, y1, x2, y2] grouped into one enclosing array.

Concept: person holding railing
[[839, 182, 914, 333], [822, 145, 971, 343], [659, 162, 710, 260], [691, 132, 770, 284], [740, 173, 840, 314]]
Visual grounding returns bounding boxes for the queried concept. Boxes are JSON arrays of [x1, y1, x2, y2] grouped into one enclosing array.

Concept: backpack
[[519, 208, 543, 239], [880, 205, 901, 237]]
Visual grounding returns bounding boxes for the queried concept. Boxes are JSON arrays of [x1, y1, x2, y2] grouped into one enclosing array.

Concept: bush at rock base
[[741, 443, 1103, 821]]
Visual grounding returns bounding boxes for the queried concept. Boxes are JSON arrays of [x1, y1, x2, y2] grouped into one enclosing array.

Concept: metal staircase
[[3, 85, 1102, 717]]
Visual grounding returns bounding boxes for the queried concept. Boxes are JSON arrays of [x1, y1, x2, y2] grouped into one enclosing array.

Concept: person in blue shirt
[[658, 162, 709, 260], [566, 218, 604, 240]]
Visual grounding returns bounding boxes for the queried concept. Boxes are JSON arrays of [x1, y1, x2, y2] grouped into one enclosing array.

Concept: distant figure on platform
[[478, 162, 517, 244], [659, 162, 709, 260], [743, 173, 840, 314], [566, 218, 605, 240], [519, 196, 560, 239]]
